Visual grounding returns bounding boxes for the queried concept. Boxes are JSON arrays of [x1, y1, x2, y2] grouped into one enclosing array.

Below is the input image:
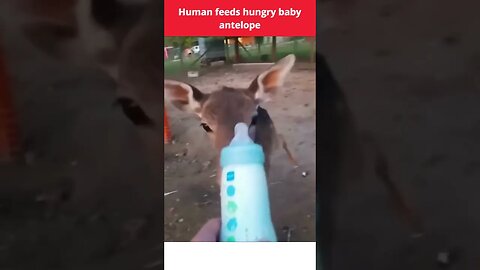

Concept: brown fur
[[165, 55, 299, 185]]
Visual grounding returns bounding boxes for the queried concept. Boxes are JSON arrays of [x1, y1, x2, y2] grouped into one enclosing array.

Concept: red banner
[[165, 0, 316, 36]]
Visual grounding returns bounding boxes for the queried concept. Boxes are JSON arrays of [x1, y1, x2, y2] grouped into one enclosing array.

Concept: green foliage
[[290, 36, 305, 41], [165, 37, 197, 49], [254, 36, 264, 45]]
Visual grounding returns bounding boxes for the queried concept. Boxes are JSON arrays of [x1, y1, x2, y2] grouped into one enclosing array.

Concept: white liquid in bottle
[[219, 123, 277, 242]]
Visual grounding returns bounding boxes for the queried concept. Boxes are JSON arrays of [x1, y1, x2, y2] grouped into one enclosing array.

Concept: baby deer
[[164, 54, 300, 184]]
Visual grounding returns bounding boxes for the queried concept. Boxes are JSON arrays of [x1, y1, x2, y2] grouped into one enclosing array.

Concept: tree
[[234, 37, 241, 63], [224, 37, 230, 63], [271, 36, 277, 61], [291, 36, 303, 53], [306, 36, 315, 63], [164, 37, 196, 69], [254, 36, 264, 54], [164, 36, 196, 49]]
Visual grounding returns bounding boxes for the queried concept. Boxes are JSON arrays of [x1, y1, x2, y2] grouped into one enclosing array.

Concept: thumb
[[191, 218, 221, 242]]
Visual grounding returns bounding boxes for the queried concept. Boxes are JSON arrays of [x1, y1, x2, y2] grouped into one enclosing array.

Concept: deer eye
[[200, 123, 213, 133]]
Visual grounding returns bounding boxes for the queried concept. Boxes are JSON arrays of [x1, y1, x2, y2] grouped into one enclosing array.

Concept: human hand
[[191, 218, 221, 242]]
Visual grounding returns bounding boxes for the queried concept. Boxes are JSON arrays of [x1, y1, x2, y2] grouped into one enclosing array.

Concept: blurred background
[[320, 0, 480, 269], [0, 1, 165, 269], [1, 0, 480, 269]]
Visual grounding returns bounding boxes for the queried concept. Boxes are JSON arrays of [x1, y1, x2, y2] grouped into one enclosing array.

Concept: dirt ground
[[164, 64, 316, 242]]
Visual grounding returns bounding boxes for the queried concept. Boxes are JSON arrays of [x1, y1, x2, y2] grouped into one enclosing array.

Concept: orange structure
[[0, 44, 20, 162], [164, 107, 172, 144], [226, 37, 255, 46]]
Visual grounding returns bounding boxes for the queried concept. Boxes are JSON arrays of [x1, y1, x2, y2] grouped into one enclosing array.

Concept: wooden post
[[308, 37, 316, 63], [234, 37, 241, 63], [0, 44, 20, 162], [224, 37, 230, 63], [271, 36, 277, 61]]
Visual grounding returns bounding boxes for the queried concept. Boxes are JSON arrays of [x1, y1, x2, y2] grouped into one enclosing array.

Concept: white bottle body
[[220, 163, 277, 242]]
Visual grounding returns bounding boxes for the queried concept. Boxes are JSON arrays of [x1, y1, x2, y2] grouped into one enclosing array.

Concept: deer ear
[[248, 54, 295, 102], [164, 80, 206, 113]]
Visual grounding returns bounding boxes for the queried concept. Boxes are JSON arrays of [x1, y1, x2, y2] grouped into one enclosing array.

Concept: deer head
[[164, 54, 296, 179]]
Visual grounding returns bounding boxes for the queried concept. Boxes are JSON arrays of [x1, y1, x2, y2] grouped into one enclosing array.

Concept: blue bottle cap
[[220, 123, 265, 167]]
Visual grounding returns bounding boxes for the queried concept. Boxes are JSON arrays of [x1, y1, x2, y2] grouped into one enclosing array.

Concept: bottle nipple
[[229, 122, 253, 146]]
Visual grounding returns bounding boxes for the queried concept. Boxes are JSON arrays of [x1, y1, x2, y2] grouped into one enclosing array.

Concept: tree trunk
[[179, 43, 184, 70], [224, 37, 230, 63], [271, 36, 277, 61], [234, 37, 240, 63], [308, 37, 315, 63]]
